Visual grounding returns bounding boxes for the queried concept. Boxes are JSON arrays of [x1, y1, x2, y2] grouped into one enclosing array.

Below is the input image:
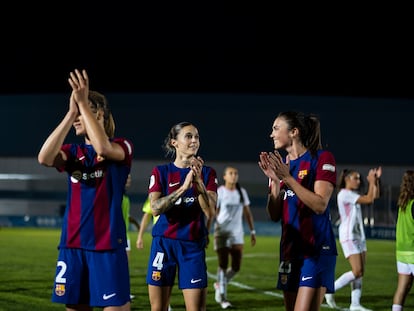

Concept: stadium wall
[[0, 157, 410, 239]]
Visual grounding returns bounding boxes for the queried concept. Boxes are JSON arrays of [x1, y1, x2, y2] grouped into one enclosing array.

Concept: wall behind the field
[[0, 157, 410, 231], [1, 92, 414, 165]]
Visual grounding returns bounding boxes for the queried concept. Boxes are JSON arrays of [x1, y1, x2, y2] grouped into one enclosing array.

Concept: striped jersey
[[149, 162, 218, 241], [57, 138, 133, 251], [275, 149, 337, 260]]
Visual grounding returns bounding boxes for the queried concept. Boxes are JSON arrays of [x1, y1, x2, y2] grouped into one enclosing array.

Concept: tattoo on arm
[[152, 191, 182, 214]]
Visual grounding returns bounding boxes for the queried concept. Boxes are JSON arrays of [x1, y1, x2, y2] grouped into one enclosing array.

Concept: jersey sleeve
[[316, 150, 336, 185], [57, 143, 74, 172], [148, 166, 163, 194], [205, 166, 218, 192], [241, 187, 251, 206], [338, 189, 360, 206], [112, 137, 134, 165]]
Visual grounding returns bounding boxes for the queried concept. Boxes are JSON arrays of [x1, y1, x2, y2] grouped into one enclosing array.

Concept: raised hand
[[68, 69, 89, 105], [375, 166, 382, 179], [258, 152, 279, 182]]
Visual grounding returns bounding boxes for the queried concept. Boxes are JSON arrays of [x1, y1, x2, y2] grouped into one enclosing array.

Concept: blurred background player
[[209, 166, 256, 309], [325, 167, 381, 311], [391, 170, 414, 311]]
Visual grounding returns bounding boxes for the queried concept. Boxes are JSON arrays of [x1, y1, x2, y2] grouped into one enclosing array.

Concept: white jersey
[[215, 185, 250, 235], [337, 188, 365, 242]]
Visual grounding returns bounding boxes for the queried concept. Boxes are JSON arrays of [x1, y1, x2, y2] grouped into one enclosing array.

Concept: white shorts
[[340, 239, 367, 258], [214, 230, 244, 250], [397, 261, 414, 275]]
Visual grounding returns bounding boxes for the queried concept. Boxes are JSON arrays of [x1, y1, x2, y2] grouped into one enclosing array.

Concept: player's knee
[[352, 268, 364, 278]]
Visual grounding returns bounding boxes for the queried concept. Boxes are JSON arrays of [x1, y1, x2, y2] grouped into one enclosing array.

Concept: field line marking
[[206, 253, 344, 310], [206, 253, 283, 299]]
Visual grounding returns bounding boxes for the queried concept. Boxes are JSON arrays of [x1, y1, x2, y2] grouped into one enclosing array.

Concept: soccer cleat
[[168, 305, 172, 311], [130, 294, 135, 300], [324, 293, 337, 308], [349, 305, 372, 311], [214, 282, 221, 303], [220, 300, 232, 309]]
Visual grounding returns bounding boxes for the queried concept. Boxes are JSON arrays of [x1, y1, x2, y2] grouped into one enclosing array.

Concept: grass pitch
[[0, 227, 411, 310]]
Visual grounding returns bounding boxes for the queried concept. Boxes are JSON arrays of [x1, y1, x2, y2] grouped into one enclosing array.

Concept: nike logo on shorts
[[169, 182, 180, 187], [191, 278, 202, 284], [103, 293, 117, 300], [301, 276, 312, 281]]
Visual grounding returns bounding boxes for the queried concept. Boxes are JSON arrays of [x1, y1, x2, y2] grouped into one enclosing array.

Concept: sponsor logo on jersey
[[70, 169, 104, 183]]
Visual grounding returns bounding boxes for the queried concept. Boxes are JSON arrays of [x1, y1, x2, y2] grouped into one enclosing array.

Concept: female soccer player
[[38, 69, 133, 310], [146, 121, 217, 311], [211, 166, 256, 309], [258, 111, 337, 311], [325, 167, 381, 311], [392, 170, 414, 311]]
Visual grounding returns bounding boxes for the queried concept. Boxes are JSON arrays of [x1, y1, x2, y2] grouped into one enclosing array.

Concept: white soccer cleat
[[324, 293, 337, 308], [168, 305, 172, 311], [349, 305, 372, 311], [220, 300, 232, 309], [214, 282, 221, 303]]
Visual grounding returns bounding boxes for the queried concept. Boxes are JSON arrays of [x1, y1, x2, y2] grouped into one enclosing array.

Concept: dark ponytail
[[236, 182, 245, 204]]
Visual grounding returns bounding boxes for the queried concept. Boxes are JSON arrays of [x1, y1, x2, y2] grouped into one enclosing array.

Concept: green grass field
[[0, 227, 411, 311]]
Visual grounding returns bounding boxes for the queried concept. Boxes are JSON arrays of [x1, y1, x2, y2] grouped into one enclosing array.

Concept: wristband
[[250, 230, 256, 235]]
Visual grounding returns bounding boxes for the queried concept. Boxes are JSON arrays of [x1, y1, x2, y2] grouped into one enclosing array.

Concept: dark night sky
[[1, 4, 413, 99]]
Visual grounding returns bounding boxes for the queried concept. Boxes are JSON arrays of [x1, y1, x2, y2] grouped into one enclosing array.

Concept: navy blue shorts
[[52, 248, 130, 307], [277, 259, 302, 292], [299, 255, 336, 293], [147, 236, 207, 289]]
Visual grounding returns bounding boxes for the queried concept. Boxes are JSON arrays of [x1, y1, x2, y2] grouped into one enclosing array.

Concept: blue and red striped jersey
[[58, 138, 133, 251], [149, 162, 217, 241], [277, 149, 337, 260]]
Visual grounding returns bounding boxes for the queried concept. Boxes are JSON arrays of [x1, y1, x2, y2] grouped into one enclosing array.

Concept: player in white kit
[[209, 166, 256, 309], [325, 167, 381, 311]]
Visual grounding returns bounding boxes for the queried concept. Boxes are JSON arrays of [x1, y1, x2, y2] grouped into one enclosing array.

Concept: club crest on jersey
[[298, 169, 308, 179], [55, 284, 65, 296], [152, 271, 162, 281]]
